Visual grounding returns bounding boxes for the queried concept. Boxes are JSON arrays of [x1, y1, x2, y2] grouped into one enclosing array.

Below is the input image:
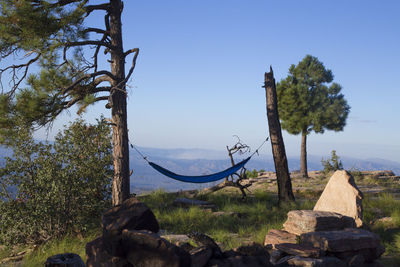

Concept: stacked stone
[[264, 170, 385, 267], [85, 197, 274, 267]]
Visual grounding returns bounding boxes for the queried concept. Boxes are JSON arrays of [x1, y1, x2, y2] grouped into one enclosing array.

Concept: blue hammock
[[147, 156, 251, 183]]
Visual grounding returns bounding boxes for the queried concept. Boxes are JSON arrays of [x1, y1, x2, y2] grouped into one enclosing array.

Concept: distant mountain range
[[129, 147, 400, 194], [1, 145, 399, 194]]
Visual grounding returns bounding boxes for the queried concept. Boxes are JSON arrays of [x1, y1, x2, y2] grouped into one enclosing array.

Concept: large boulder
[[122, 229, 191, 267], [300, 228, 385, 263], [283, 210, 355, 235], [85, 237, 133, 267], [102, 197, 159, 256], [313, 170, 364, 227]]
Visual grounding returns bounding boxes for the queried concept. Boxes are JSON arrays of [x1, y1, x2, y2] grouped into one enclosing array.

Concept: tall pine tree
[[277, 55, 350, 177], [0, 0, 138, 205]]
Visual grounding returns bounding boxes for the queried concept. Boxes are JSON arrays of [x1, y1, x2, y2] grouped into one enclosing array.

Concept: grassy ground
[[1, 174, 400, 266]]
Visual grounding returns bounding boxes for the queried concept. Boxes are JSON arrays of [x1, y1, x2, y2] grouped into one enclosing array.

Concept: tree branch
[[62, 70, 116, 95], [85, 3, 110, 15], [0, 53, 41, 95], [66, 40, 114, 50], [82, 28, 108, 36]]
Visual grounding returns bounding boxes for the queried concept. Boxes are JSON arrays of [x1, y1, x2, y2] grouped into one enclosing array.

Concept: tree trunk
[[300, 131, 308, 178], [263, 67, 295, 203], [109, 0, 130, 206]]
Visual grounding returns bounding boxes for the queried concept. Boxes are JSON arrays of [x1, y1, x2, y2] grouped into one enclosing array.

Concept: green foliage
[[0, 118, 112, 246], [276, 55, 350, 136], [0, 1, 110, 137], [245, 169, 259, 178], [321, 150, 343, 174]]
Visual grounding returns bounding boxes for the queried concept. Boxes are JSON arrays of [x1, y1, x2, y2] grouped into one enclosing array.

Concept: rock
[[275, 243, 321, 258], [361, 170, 395, 178], [233, 243, 269, 258], [275, 255, 296, 265], [179, 242, 196, 252], [188, 232, 222, 258], [162, 234, 190, 246], [86, 237, 133, 267], [190, 246, 213, 267], [313, 170, 364, 227], [122, 229, 191, 267], [300, 228, 382, 252], [102, 197, 159, 256], [348, 254, 365, 267], [286, 256, 346, 267], [300, 228, 385, 262], [269, 249, 286, 265], [283, 210, 356, 235], [45, 253, 85, 267], [264, 229, 298, 248], [173, 198, 216, 210], [208, 255, 274, 267]]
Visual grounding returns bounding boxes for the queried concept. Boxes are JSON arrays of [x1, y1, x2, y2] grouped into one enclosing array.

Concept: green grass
[[2, 186, 400, 264], [363, 193, 400, 265], [140, 189, 315, 249], [20, 230, 100, 267]]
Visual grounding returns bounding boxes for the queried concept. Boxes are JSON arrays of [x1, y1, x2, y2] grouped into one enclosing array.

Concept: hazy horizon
[[33, 1, 400, 164]]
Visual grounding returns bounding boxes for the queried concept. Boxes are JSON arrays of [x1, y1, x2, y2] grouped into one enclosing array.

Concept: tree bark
[[264, 67, 295, 203], [300, 131, 308, 178], [109, 0, 130, 206]]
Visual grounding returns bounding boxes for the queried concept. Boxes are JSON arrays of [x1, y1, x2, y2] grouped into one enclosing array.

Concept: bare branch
[[66, 40, 114, 50], [0, 53, 41, 95], [85, 3, 110, 15], [93, 75, 113, 86], [82, 28, 108, 35], [62, 70, 116, 95], [89, 86, 111, 94], [123, 48, 139, 85]]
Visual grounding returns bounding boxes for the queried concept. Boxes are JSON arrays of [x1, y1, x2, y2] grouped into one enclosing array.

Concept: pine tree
[[0, 0, 138, 205], [277, 55, 350, 178]]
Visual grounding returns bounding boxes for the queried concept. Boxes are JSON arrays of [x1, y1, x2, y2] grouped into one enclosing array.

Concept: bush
[[0, 118, 112, 245], [245, 169, 259, 178], [321, 150, 343, 174]]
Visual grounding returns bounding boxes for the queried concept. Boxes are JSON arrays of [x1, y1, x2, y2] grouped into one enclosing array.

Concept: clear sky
[[36, 0, 400, 162]]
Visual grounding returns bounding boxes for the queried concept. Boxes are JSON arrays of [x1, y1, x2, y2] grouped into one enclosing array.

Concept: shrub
[[0, 118, 112, 245], [321, 150, 343, 174], [245, 169, 259, 178]]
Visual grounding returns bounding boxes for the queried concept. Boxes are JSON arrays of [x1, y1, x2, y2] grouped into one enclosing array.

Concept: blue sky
[[35, 0, 400, 162]]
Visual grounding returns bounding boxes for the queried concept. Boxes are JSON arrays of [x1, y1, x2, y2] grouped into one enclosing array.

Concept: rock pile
[[264, 170, 385, 266], [265, 211, 384, 266], [86, 197, 273, 267]]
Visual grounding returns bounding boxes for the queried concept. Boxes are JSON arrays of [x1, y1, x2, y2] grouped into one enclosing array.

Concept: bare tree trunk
[[300, 131, 308, 178], [263, 67, 295, 203], [110, 0, 130, 206]]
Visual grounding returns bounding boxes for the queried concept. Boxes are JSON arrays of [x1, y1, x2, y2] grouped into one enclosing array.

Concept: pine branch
[[0, 53, 41, 95], [66, 40, 114, 51], [62, 70, 116, 95]]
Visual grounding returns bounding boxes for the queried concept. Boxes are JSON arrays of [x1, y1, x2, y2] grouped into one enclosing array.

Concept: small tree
[[0, 118, 112, 245], [277, 55, 350, 178], [321, 150, 343, 174], [0, 0, 137, 206]]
